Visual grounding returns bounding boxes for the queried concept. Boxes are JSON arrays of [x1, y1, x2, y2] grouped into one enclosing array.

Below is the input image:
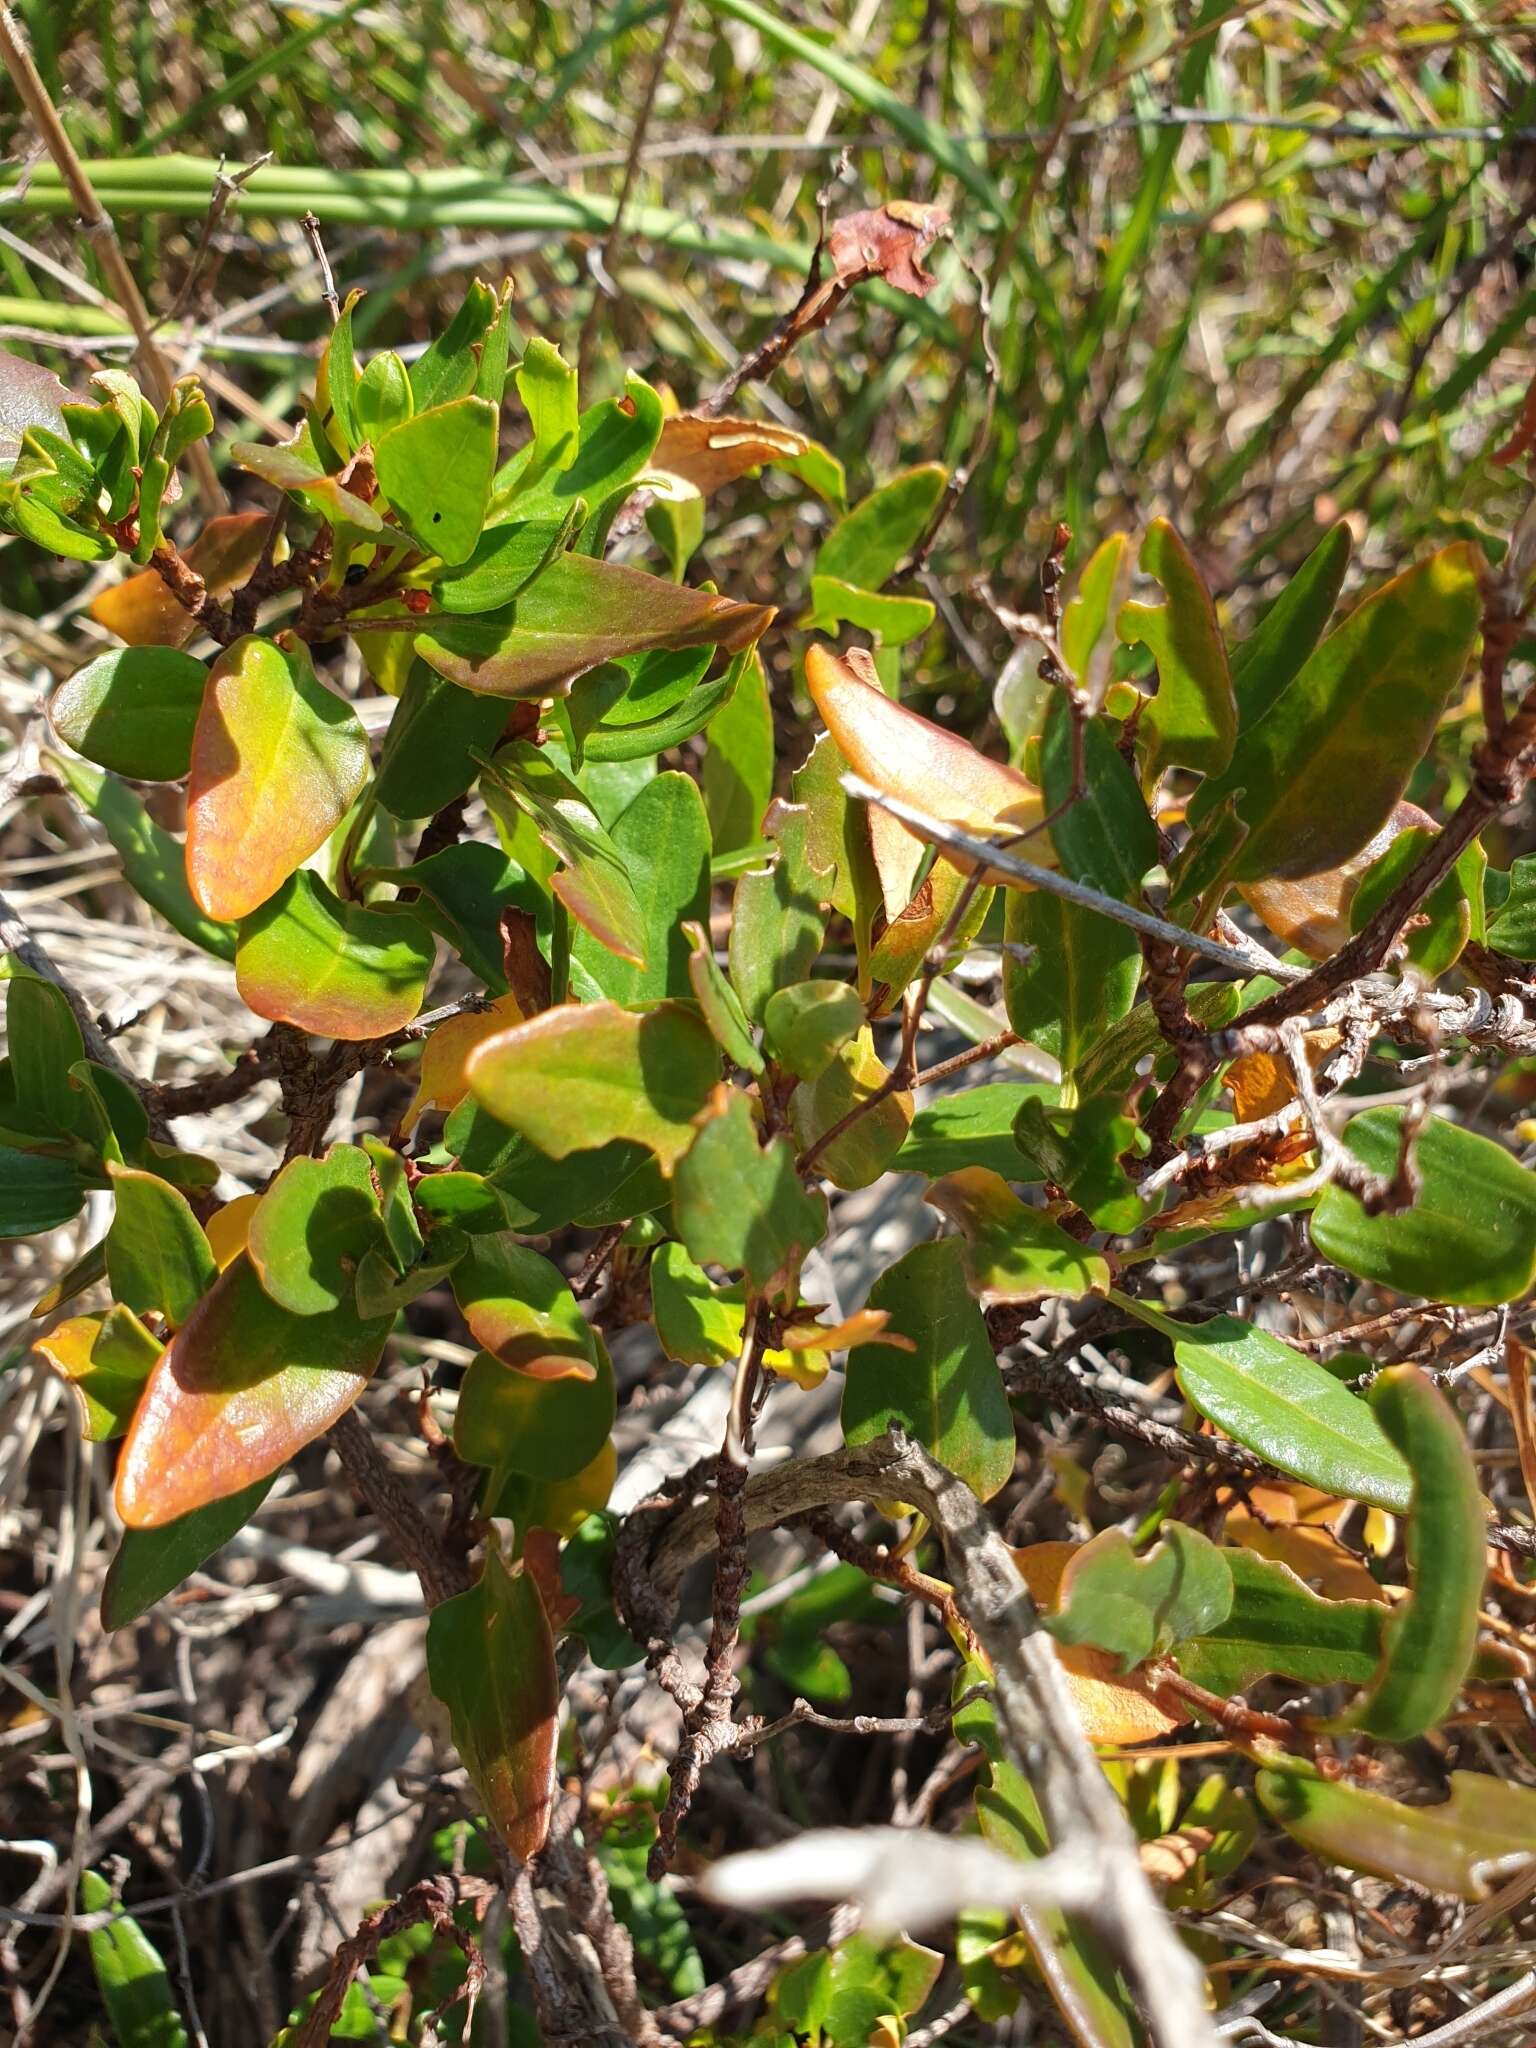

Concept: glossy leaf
[[88, 509, 269, 648], [1045, 1524, 1233, 1673], [114, 1254, 391, 1527], [729, 799, 836, 1022], [895, 1082, 1059, 1180], [814, 463, 946, 589], [2, 1148, 90, 1238], [418, 552, 771, 700], [1188, 544, 1482, 882], [1126, 1301, 1413, 1511], [1041, 698, 1156, 901], [455, 1340, 615, 1480], [509, 371, 664, 538], [673, 1091, 826, 1297], [762, 980, 863, 1083], [6, 968, 86, 1136], [430, 511, 578, 614], [702, 646, 774, 856], [1174, 1546, 1386, 1696], [426, 1542, 559, 1861], [35, 1306, 161, 1440], [1230, 521, 1352, 729], [1060, 532, 1130, 689], [450, 1232, 596, 1376], [381, 841, 538, 991], [925, 1167, 1109, 1306], [479, 742, 648, 964], [246, 1145, 385, 1315], [804, 575, 935, 647], [185, 633, 369, 921], [1117, 518, 1235, 781], [235, 871, 436, 1039], [842, 1237, 1014, 1501], [400, 993, 527, 1135], [1013, 1093, 1142, 1234], [105, 1164, 217, 1328], [1003, 887, 1140, 1076], [1311, 1108, 1536, 1307], [571, 772, 710, 1003], [102, 1476, 274, 1631], [466, 1000, 719, 1174], [0, 346, 70, 468], [1239, 799, 1434, 960], [790, 1027, 912, 1191], [1335, 1368, 1485, 1742], [373, 394, 497, 565], [1073, 980, 1241, 1099], [1349, 825, 1483, 977], [1257, 1768, 1536, 1901], [79, 1868, 190, 2048], [48, 647, 207, 782], [652, 1240, 748, 1367], [1485, 852, 1536, 957]]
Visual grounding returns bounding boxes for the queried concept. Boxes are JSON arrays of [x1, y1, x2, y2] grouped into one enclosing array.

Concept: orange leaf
[[652, 414, 810, 495], [1011, 1543, 1185, 1745], [1239, 800, 1434, 960], [89, 511, 271, 648], [1222, 1511, 1386, 1605], [400, 993, 525, 1136]]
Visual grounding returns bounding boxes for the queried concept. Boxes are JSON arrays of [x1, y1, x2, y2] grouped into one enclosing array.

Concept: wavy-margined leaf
[[1257, 1767, 1536, 1900], [814, 464, 946, 589], [467, 1000, 719, 1175], [48, 646, 207, 781], [1311, 1108, 1536, 1307], [1124, 1298, 1412, 1511], [235, 871, 436, 1039], [102, 1476, 274, 1631], [570, 772, 710, 1004], [925, 1167, 1109, 1306], [1333, 1368, 1485, 1743], [78, 1868, 190, 2048], [46, 753, 237, 960], [230, 432, 384, 538], [34, 1305, 161, 1440], [426, 1541, 559, 1861], [842, 1237, 1014, 1502], [1045, 1525, 1233, 1674], [1187, 544, 1482, 882], [418, 551, 772, 701], [1117, 518, 1235, 782], [88, 510, 270, 648], [246, 1145, 385, 1316], [374, 394, 498, 565], [651, 412, 810, 494], [185, 633, 369, 921], [673, 1091, 826, 1298], [504, 371, 664, 540], [113, 1254, 392, 1527], [450, 1232, 596, 1377], [1175, 1547, 1386, 1696], [454, 1340, 615, 1480], [105, 1164, 216, 1328]]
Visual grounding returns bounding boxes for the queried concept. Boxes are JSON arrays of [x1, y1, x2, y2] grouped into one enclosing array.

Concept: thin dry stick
[[0, 3, 226, 515]]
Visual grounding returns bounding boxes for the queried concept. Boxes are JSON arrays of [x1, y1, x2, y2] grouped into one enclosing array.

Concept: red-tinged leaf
[[425, 1539, 559, 1861], [113, 1253, 392, 1527], [185, 633, 369, 920], [0, 347, 71, 467], [825, 202, 949, 294], [1239, 801, 1437, 960], [416, 552, 774, 700], [230, 436, 384, 535], [455, 1341, 616, 1480], [105, 1162, 217, 1329], [34, 1306, 161, 1442], [651, 413, 811, 494], [235, 871, 437, 1040], [88, 511, 270, 648], [450, 1232, 598, 1378], [466, 1001, 720, 1175]]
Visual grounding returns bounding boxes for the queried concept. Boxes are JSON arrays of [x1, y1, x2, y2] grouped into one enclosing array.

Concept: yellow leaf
[[205, 1192, 261, 1270], [402, 993, 526, 1135], [1011, 1543, 1185, 1745]]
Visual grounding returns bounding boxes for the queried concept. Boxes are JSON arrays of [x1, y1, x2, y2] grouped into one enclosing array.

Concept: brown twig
[[327, 1408, 472, 1609], [289, 1877, 485, 2048]]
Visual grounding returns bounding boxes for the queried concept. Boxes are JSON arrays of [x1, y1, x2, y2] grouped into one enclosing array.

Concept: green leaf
[[804, 574, 935, 646], [1229, 522, 1352, 729], [651, 1240, 745, 1367], [479, 741, 648, 964], [598, 1810, 707, 2001], [728, 800, 835, 1022], [35, 1306, 161, 1441], [561, 1511, 645, 1670], [425, 1542, 559, 1861], [409, 278, 502, 411], [894, 1082, 1060, 1180], [1175, 1547, 1387, 1696], [450, 1232, 596, 1374], [353, 1236, 465, 1317], [1117, 518, 1235, 782], [1013, 1093, 1142, 1233], [355, 349, 413, 442], [1311, 1108, 1536, 1307], [571, 772, 710, 1003], [1072, 979, 1241, 1100], [79, 1869, 190, 2048], [512, 337, 577, 481], [673, 1092, 826, 1297], [46, 753, 237, 960], [374, 394, 498, 565], [925, 1167, 1110, 1305], [105, 1164, 216, 1328], [185, 633, 369, 922], [842, 1237, 1014, 1501], [380, 841, 539, 991], [506, 371, 665, 542], [430, 510, 579, 614], [1042, 700, 1157, 902], [466, 1000, 719, 1175], [235, 871, 436, 1040], [1485, 852, 1536, 956], [1257, 1767, 1536, 1901], [1123, 1300, 1413, 1511], [48, 647, 207, 781], [814, 464, 946, 590], [762, 980, 863, 1083], [230, 432, 385, 537], [1187, 544, 1482, 883], [246, 1145, 385, 1315], [455, 1341, 615, 1481], [1003, 887, 1140, 1077], [419, 551, 771, 701], [684, 922, 763, 1075], [701, 646, 774, 857], [1349, 826, 1483, 977], [113, 1254, 391, 1527], [0, 1144, 87, 1236], [102, 1476, 273, 1631], [1334, 1368, 1485, 1743], [789, 1027, 911, 1191], [373, 662, 512, 821], [318, 290, 362, 454], [1045, 1525, 1234, 1673], [1060, 532, 1130, 682], [6, 967, 86, 1136]]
